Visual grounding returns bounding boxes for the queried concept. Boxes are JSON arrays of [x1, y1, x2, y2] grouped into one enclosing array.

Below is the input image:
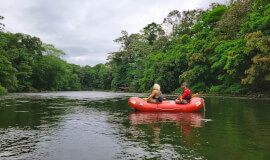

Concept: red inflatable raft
[[128, 97, 204, 112]]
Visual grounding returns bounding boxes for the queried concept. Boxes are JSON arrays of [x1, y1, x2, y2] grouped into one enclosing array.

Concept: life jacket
[[153, 90, 163, 102], [182, 88, 191, 103]]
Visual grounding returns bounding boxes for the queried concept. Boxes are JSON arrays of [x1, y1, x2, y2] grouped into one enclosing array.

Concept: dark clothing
[[147, 98, 161, 103]]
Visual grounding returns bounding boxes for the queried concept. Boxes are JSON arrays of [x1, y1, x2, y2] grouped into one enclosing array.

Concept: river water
[[0, 91, 269, 160]]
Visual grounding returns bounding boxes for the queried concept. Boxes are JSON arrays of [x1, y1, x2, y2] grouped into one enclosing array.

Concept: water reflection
[[129, 111, 204, 127], [129, 111, 204, 145]]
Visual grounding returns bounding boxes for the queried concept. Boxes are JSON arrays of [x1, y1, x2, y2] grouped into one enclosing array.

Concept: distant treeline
[[0, 0, 270, 95]]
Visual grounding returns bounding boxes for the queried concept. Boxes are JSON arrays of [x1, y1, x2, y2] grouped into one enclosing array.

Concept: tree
[[203, 6, 227, 28], [242, 31, 270, 90], [217, 0, 253, 37], [98, 64, 112, 90], [32, 55, 69, 91], [0, 55, 17, 91], [143, 22, 165, 45], [163, 10, 181, 36], [68, 73, 81, 91], [42, 44, 65, 57], [0, 16, 4, 30], [1, 0, 270, 95], [173, 9, 206, 37]]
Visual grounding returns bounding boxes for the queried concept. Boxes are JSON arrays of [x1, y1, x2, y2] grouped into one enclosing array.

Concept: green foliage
[[210, 85, 225, 93], [253, 0, 270, 12], [0, 32, 44, 91], [143, 22, 164, 45], [191, 82, 207, 93], [81, 0, 267, 94], [224, 83, 246, 94], [0, 0, 269, 95], [68, 74, 81, 91], [173, 9, 206, 37], [242, 31, 270, 89], [0, 55, 17, 91], [218, 0, 253, 37], [43, 43, 66, 57], [32, 55, 69, 91], [203, 6, 227, 28], [103, 0, 269, 94], [0, 85, 7, 96], [241, 3, 270, 34]]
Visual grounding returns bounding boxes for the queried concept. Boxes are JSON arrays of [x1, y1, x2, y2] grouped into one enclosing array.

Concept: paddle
[[179, 93, 198, 101], [191, 93, 199, 98]]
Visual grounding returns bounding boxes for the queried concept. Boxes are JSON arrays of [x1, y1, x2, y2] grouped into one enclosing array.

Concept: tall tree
[[163, 10, 181, 36], [143, 22, 165, 45]]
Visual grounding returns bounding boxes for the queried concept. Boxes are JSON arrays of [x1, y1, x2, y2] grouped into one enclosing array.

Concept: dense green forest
[[0, 0, 269, 95]]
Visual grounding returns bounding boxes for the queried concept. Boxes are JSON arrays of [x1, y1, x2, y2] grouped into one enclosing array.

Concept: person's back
[[146, 84, 163, 103], [153, 90, 161, 99]]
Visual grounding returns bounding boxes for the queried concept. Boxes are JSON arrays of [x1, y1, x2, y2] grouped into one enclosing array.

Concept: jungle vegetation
[[0, 0, 269, 95]]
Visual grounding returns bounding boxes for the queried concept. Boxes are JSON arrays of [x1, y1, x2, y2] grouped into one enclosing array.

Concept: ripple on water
[[0, 122, 60, 159], [14, 111, 29, 113], [47, 106, 67, 109], [0, 128, 38, 158]]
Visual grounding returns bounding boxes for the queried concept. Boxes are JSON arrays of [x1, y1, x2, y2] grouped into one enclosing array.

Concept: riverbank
[[170, 92, 270, 99]]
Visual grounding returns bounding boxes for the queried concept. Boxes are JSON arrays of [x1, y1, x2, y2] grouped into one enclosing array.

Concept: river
[[0, 91, 269, 160]]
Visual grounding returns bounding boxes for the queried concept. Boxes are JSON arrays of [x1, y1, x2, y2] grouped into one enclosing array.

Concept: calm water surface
[[0, 91, 269, 160]]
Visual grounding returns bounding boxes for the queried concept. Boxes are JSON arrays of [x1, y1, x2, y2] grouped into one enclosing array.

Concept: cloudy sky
[[1, 0, 225, 66]]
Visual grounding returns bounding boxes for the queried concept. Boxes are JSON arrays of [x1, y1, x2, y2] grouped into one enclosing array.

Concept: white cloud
[[66, 54, 107, 66]]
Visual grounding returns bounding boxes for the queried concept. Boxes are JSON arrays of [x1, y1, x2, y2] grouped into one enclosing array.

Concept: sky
[[0, 0, 225, 66]]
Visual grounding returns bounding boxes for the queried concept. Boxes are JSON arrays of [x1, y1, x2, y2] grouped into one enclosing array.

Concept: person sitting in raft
[[175, 83, 191, 104], [145, 84, 163, 103]]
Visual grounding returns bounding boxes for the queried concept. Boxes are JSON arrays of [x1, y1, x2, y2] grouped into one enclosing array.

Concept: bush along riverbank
[[0, 85, 7, 96], [0, 0, 269, 95]]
